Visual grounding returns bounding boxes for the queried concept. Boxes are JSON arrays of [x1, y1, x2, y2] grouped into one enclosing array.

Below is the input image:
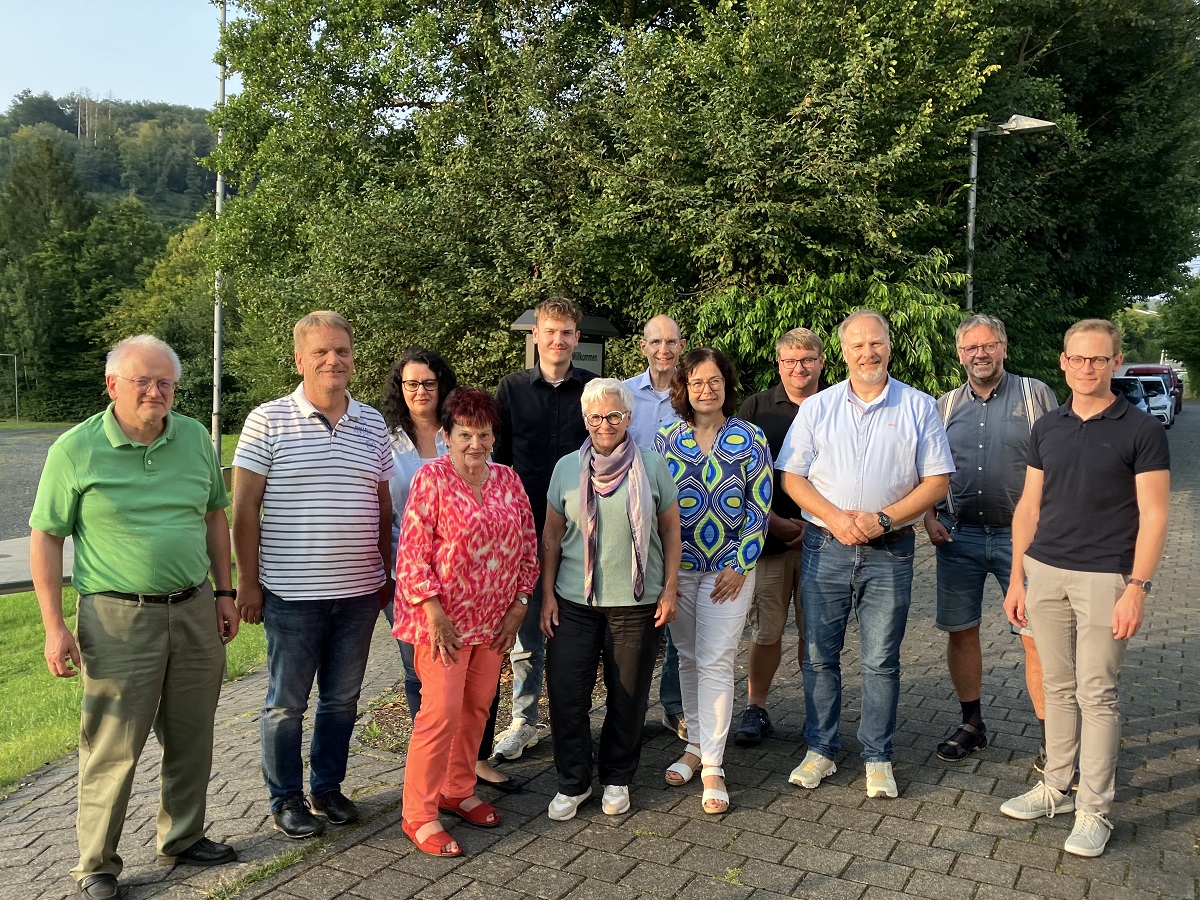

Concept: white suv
[[1137, 376, 1174, 428]]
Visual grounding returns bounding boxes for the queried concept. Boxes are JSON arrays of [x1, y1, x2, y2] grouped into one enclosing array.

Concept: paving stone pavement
[[3, 412, 1197, 900]]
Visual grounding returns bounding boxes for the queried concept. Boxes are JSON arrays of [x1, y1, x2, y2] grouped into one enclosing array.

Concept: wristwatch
[[877, 512, 893, 534], [215, 589, 238, 599], [516, 593, 530, 606], [1128, 578, 1153, 593]]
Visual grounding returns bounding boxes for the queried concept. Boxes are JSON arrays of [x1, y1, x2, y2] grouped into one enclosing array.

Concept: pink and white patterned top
[[393, 455, 539, 646]]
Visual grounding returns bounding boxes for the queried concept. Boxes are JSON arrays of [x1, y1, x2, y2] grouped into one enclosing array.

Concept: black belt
[[818, 524, 915, 546], [98, 584, 204, 604]]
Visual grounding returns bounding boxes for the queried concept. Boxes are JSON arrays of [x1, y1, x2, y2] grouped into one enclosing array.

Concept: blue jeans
[[261, 590, 379, 810], [800, 527, 915, 763], [380, 605, 422, 717], [934, 513, 1012, 632], [509, 537, 545, 726], [659, 626, 683, 716]]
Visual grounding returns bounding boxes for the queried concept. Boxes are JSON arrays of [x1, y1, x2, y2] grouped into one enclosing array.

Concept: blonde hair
[[777, 327, 823, 355], [1063, 318, 1121, 355], [837, 309, 890, 342], [534, 297, 583, 327], [294, 310, 353, 352]]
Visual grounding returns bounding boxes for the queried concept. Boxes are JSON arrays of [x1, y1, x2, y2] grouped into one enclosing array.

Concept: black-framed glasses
[[116, 375, 177, 393], [687, 377, 725, 393], [1065, 355, 1113, 370], [960, 341, 1003, 356], [584, 410, 630, 427], [778, 356, 821, 370], [401, 379, 439, 393]]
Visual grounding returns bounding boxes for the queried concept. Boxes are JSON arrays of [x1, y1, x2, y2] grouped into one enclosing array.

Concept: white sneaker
[[1000, 782, 1074, 820], [865, 762, 898, 798], [493, 722, 540, 761], [601, 785, 630, 816], [548, 788, 592, 821], [1063, 810, 1113, 857], [789, 751, 837, 789]]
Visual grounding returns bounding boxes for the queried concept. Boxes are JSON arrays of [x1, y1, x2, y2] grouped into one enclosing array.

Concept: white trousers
[[672, 568, 755, 767]]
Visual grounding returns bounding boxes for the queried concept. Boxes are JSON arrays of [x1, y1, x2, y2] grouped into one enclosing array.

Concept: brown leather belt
[[98, 584, 203, 605], [817, 524, 915, 546]]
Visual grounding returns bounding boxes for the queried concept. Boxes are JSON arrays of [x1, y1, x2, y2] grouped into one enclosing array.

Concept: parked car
[[1122, 364, 1183, 414], [1137, 376, 1174, 428], [1111, 376, 1150, 415]]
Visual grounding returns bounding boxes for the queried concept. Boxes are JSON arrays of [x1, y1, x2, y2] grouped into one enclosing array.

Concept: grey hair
[[105, 335, 182, 380], [294, 310, 353, 352], [837, 309, 891, 342], [581, 377, 634, 414], [956, 314, 1007, 347], [777, 327, 824, 354]]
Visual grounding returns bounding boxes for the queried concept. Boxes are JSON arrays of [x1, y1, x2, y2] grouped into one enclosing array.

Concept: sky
[[0, 0, 236, 111]]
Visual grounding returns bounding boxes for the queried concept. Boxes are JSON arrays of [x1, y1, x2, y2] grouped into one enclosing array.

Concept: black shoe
[[273, 794, 327, 839], [936, 721, 987, 762], [477, 773, 526, 794], [168, 837, 237, 867], [310, 789, 360, 825], [734, 704, 773, 746], [78, 874, 125, 900], [661, 710, 688, 741]]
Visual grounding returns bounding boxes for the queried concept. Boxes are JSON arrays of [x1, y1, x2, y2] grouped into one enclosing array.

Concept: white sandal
[[701, 766, 729, 814], [665, 744, 701, 785]]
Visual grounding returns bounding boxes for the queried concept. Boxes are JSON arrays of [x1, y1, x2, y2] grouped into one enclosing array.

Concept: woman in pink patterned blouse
[[394, 388, 539, 857]]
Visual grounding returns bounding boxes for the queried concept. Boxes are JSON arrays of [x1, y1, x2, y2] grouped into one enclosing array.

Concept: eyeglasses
[[116, 375, 177, 393], [687, 377, 725, 393], [778, 356, 821, 370], [584, 410, 630, 427], [401, 379, 439, 393], [645, 339, 680, 350], [1065, 355, 1113, 370], [959, 342, 1003, 356]]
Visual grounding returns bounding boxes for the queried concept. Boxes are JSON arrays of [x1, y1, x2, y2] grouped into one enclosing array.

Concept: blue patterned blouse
[[655, 417, 773, 574]]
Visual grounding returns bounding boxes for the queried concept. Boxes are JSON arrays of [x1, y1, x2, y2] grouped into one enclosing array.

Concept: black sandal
[[936, 721, 988, 761]]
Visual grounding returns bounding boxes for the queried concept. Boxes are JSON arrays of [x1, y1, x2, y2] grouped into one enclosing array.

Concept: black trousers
[[546, 595, 658, 794]]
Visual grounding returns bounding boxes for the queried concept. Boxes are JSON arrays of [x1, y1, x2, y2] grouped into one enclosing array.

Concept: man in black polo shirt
[[732, 327, 824, 745], [1000, 319, 1169, 858], [492, 297, 598, 760]]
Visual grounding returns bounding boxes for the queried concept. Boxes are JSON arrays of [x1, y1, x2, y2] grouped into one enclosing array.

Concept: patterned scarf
[[579, 435, 652, 605]]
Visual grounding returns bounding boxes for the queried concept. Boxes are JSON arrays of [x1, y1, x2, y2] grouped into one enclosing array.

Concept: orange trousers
[[403, 642, 504, 825]]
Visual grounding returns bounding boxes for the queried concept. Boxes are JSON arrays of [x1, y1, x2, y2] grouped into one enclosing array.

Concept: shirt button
[[978, 467, 982, 471], [147, 459, 154, 465], [978, 444, 983, 449]]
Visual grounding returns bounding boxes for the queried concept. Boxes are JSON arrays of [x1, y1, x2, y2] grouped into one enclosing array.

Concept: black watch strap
[[214, 589, 238, 599]]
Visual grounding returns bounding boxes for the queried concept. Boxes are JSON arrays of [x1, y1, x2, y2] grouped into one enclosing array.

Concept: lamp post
[[211, 0, 228, 458], [966, 114, 1058, 310], [0, 353, 16, 421]]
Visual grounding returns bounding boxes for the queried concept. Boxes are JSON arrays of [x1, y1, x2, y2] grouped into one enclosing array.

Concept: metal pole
[[965, 127, 982, 311], [211, 0, 227, 459]]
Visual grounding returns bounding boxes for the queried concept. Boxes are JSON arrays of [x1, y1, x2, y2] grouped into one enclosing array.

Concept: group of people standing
[[31, 302, 1169, 898]]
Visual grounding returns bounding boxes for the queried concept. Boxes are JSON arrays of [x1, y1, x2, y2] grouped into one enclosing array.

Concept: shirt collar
[[102, 403, 175, 448], [770, 382, 799, 408], [529, 365, 587, 387], [967, 370, 1009, 402], [839, 376, 892, 410], [1061, 392, 1128, 420], [291, 384, 361, 422]]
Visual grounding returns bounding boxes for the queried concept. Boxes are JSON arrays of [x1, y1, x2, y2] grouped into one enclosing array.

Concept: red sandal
[[438, 794, 501, 828], [402, 818, 462, 857]]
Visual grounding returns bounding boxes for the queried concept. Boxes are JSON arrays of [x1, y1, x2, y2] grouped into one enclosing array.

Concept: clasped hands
[[826, 509, 888, 545]]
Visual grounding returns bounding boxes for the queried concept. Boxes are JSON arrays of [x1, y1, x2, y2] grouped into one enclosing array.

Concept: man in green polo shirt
[[30, 335, 240, 900]]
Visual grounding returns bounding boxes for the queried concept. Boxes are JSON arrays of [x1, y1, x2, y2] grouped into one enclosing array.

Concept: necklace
[[451, 457, 489, 486]]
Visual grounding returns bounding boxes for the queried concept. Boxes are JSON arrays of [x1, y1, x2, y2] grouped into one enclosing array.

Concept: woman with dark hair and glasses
[[394, 387, 539, 856], [540, 378, 681, 821], [654, 348, 772, 814]]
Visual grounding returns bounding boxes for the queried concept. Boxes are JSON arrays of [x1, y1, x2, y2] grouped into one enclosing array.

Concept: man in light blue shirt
[[777, 310, 953, 799], [623, 314, 688, 740]]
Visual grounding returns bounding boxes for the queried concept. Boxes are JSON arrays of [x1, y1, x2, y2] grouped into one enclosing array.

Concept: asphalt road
[[0, 427, 68, 541]]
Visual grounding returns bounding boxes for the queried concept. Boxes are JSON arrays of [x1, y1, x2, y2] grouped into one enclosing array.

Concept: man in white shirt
[[777, 310, 953, 799]]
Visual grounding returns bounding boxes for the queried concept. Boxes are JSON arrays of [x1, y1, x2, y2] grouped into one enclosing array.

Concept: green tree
[[1113, 307, 1161, 364], [0, 137, 93, 259], [1159, 280, 1200, 394]]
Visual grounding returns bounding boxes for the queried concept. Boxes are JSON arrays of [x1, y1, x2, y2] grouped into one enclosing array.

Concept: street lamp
[[0, 353, 17, 422], [966, 114, 1058, 309]]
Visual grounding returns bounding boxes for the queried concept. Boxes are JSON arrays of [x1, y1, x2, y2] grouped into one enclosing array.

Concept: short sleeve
[[915, 393, 955, 477], [1132, 417, 1170, 474], [547, 454, 573, 516], [1027, 419, 1048, 470], [204, 432, 231, 511], [29, 441, 80, 537], [232, 405, 273, 475], [776, 400, 815, 476]]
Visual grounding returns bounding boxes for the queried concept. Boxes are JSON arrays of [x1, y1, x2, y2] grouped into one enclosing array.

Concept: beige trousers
[[71, 583, 225, 881], [1024, 556, 1128, 816]]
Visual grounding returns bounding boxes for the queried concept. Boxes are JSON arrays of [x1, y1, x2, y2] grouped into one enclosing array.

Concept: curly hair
[[670, 348, 739, 423], [534, 296, 583, 327], [381, 347, 459, 442], [441, 387, 501, 435]]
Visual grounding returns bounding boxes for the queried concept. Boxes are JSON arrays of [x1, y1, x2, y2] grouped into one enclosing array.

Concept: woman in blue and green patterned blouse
[[654, 348, 772, 814]]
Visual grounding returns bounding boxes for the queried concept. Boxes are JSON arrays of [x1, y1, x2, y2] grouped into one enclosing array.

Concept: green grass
[[0, 420, 75, 430], [0, 587, 267, 793]]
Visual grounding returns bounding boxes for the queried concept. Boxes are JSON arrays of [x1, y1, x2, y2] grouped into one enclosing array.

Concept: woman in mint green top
[[540, 378, 681, 822], [654, 348, 772, 815]]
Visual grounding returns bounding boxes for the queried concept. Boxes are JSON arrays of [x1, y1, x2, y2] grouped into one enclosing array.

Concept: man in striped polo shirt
[[233, 311, 395, 840]]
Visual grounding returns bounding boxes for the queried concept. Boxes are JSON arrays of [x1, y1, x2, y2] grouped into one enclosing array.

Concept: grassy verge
[[0, 420, 75, 431], [0, 587, 267, 793]]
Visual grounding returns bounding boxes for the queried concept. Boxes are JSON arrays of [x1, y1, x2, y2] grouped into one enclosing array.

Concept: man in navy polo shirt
[[1000, 319, 1169, 858]]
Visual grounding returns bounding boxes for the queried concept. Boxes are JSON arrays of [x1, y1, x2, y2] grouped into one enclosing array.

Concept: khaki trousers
[[71, 583, 225, 881], [1024, 557, 1128, 817]]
